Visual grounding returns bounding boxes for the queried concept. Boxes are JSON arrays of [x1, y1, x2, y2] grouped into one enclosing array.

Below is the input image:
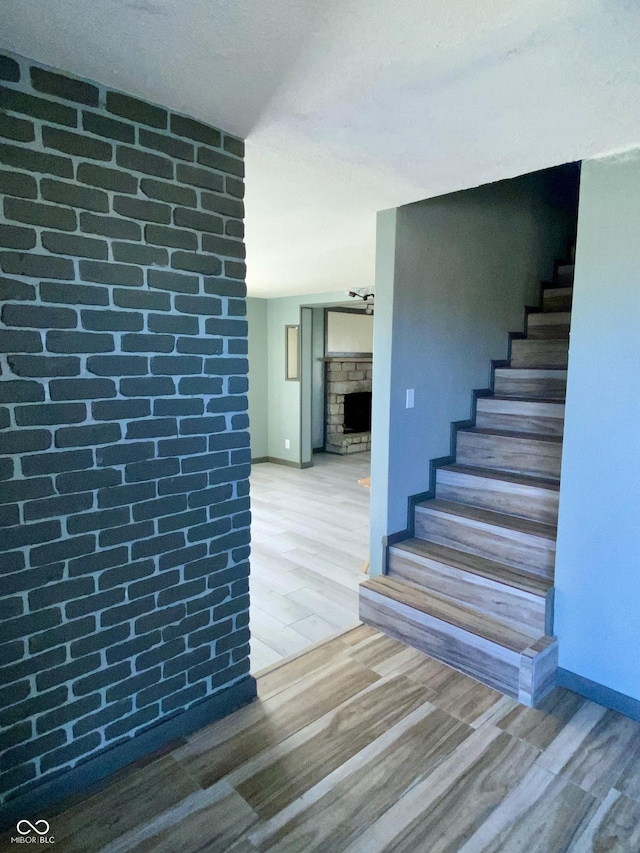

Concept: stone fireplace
[[325, 357, 373, 454]]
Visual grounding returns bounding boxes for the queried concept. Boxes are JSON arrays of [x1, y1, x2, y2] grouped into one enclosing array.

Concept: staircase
[[360, 261, 574, 706]]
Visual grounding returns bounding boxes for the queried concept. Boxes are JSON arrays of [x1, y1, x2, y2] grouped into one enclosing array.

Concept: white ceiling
[[2, 0, 640, 297]]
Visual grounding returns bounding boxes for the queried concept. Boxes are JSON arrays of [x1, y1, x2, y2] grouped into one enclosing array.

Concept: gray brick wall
[[0, 52, 251, 804]]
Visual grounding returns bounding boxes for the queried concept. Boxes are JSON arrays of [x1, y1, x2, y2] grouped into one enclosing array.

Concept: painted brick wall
[[0, 51, 252, 806]]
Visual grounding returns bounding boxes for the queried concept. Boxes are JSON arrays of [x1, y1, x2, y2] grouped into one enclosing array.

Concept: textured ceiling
[[2, 0, 640, 296]]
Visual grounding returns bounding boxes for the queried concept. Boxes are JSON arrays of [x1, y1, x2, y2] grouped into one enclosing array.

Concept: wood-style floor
[[24, 625, 640, 852], [248, 452, 370, 671]]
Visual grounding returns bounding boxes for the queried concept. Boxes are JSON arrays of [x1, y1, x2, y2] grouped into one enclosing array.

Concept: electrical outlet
[[406, 389, 415, 409], [285, 439, 290, 449]]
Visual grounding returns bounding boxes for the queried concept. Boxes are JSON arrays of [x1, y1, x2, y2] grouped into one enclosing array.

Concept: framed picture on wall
[[285, 324, 300, 381]]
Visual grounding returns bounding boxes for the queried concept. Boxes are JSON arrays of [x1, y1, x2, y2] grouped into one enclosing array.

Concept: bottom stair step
[[359, 577, 557, 707], [389, 538, 553, 636]]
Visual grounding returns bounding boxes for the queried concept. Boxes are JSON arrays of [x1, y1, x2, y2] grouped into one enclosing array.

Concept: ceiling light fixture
[[348, 288, 375, 315]]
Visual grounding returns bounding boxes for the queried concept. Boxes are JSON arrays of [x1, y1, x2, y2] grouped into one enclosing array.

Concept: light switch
[[406, 389, 415, 409]]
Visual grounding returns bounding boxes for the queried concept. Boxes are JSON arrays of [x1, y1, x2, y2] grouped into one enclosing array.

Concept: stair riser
[[494, 370, 567, 399], [510, 340, 569, 369], [456, 432, 562, 479], [436, 469, 559, 524], [414, 508, 556, 577], [359, 587, 521, 697], [388, 548, 548, 635], [476, 399, 564, 437], [527, 325, 570, 340], [543, 288, 573, 312], [475, 411, 563, 436], [556, 266, 574, 286], [527, 312, 570, 340]]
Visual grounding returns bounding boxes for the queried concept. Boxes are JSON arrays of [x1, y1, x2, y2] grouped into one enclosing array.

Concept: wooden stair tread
[[495, 367, 567, 375], [486, 396, 565, 406], [393, 538, 552, 596], [543, 286, 573, 295], [440, 463, 560, 491], [362, 577, 536, 653], [415, 498, 557, 538], [462, 427, 563, 444]]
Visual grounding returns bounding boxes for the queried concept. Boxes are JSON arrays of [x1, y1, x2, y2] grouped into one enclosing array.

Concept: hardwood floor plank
[[234, 674, 432, 819], [369, 644, 429, 678], [338, 623, 379, 645], [49, 756, 200, 853], [568, 789, 640, 852], [613, 738, 640, 802], [249, 607, 312, 658], [250, 580, 314, 626], [255, 634, 351, 701], [250, 705, 470, 852], [289, 613, 343, 643], [250, 636, 284, 671], [468, 693, 519, 729], [97, 782, 240, 853], [339, 723, 505, 853], [175, 659, 380, 788], [496, 685, 586, 750], [286, 587, 359, 630], [538, 707, 640, 797], [457, 765, 597, 853], [536, 700, 607, 774], [117, 786, 259, 853], [345, 631, 408, 668], [283, 554, 363, 595], [370, 731, 540, 853], [250, 558, 308, 596], [432, 676, 503, 726]]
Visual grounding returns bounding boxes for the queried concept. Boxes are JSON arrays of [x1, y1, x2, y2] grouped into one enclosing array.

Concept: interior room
[[247, 302, 374, 669]]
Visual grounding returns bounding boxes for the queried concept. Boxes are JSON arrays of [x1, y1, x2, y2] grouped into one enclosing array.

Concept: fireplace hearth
[[325, 357, 372, 454]]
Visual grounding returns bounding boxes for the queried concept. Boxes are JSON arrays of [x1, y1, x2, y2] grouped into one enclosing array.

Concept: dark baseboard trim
[[263, 456, 306, 469], [380, 530, 409, 575], [0, 675, 257, 831], [556, 669, 640, 722], [253, 456, 313, 469]]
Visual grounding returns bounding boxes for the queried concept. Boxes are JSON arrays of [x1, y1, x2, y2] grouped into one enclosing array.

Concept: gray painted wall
[[555, 152, 640, 701], [370, 173, 575, 573], [369, 208, 396, 573], [246, 297, 268, 459]]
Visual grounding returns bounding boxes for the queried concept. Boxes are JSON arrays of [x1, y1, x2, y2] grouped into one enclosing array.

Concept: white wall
[[555, 152, 640, 701], [246, 297, 268, 460], [326, 311, 373, 354], [370, 172, 576, 573]]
